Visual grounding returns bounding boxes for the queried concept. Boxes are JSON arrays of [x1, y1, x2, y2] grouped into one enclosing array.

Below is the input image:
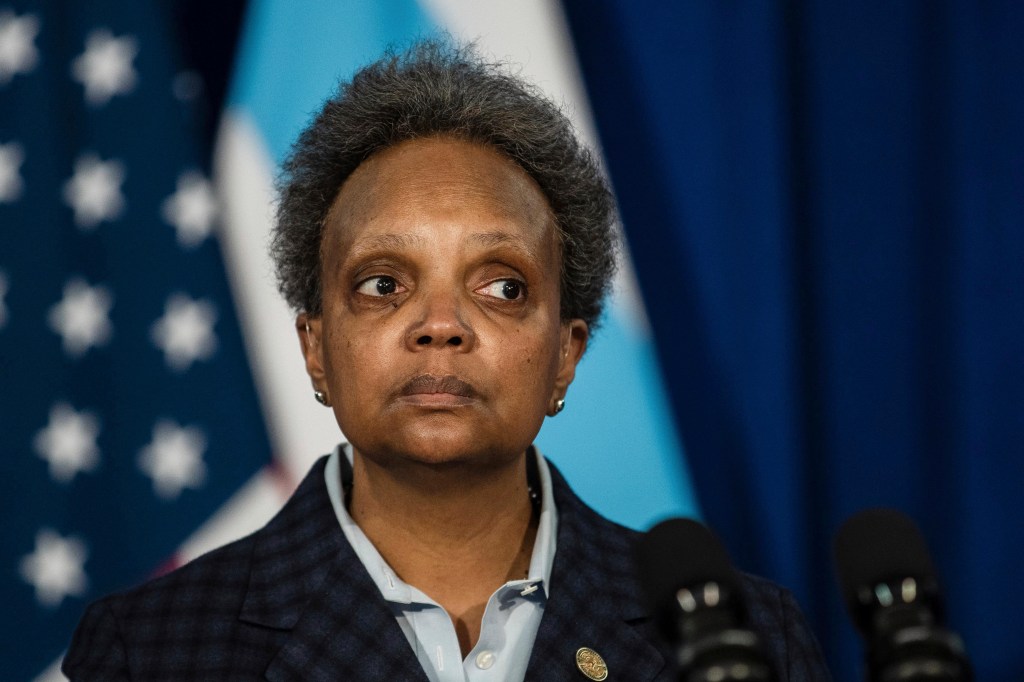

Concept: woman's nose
[[405, 287, 475, 351]]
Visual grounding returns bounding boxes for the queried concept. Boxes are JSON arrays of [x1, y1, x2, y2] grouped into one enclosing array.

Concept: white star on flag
[[151, 293, 218, 371], [70, 28, 138, 106], [33, 402, 101, 483], [47, 278, 114, 357], [138, 420, 208, 499], [19, 529, 89, 608], [0, 10, 39, 85], [0, 140, 25, 203], [62, 153, 126, 229], [0, 270, 8, 329], [161, 170, 218, 248]]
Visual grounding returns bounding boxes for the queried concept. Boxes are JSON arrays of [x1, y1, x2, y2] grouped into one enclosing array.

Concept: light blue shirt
[[324, 445, 558, 682]]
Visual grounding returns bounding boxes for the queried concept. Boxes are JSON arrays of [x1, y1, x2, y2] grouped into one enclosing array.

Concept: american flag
[[0, 4, 273, 677]]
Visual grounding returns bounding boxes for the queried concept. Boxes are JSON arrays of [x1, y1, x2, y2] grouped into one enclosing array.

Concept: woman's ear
[[296, 312, 326, 388], [549, 319, 588, 415]]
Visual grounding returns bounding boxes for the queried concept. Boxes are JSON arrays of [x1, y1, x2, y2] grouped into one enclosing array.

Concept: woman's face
[[298, 137, 588, 471]]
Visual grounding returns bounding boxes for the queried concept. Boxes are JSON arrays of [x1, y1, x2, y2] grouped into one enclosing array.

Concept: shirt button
[[475, 650, 496, 670]]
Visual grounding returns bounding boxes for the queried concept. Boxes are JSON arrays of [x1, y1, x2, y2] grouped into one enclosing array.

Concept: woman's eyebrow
[[347, 233, 425, 256], [468, 231, 539, 259]]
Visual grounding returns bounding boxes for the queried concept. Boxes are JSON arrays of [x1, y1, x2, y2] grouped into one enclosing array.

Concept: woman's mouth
[[398, 374, 478, 406]]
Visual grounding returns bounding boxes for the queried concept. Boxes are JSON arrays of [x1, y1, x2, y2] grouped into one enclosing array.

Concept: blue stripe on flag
[[535, 303, 698, 528], [228, 0, 436, 165]]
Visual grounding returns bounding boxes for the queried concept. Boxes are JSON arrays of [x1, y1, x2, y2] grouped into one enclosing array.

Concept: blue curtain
[[562, 2, 1024, 680]]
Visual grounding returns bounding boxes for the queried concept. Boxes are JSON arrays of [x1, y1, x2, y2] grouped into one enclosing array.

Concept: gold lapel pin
[[575, 647, 609, 681]]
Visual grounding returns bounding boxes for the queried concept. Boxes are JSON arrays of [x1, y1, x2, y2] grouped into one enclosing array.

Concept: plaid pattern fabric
[[529, 464, 833, 682], [64, 456, 832, 681]]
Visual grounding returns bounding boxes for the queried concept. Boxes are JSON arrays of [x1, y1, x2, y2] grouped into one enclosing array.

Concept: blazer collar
[[238, 457, 341, 630]]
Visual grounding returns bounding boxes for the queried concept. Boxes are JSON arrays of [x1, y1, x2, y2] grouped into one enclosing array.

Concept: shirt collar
[[323, 443, 558, 605]]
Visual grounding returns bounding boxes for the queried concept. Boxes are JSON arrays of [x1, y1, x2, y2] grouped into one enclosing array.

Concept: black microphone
[[636, 518, 778, 682], [833, 508, 973, 681]]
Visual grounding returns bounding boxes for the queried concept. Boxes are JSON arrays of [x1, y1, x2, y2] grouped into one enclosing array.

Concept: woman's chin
[[355, 432, 529, 472]]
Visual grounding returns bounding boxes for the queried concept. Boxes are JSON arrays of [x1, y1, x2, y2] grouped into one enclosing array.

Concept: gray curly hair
[[271, 40, 618, 331]]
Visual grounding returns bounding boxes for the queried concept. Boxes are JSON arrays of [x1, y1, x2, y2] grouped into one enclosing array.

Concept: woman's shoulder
[[61, 532, 261, 680], [85, 455, 336, 613], [62, 457, 339, 679], [95, 531, 258, 614]]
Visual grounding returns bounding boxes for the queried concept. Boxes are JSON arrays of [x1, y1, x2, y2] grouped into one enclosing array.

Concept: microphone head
[[833, 508, 941, 629], [833, 510, 973, 680], [636, 518, 742, 625]]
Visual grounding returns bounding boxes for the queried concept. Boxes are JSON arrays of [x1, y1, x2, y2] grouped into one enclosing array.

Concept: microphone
[[833, 508, 973, 681], [636, 518, 778, 682]]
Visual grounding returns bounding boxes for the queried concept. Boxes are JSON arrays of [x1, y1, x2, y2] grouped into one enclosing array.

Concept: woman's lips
[[398, 374, 478, 406]]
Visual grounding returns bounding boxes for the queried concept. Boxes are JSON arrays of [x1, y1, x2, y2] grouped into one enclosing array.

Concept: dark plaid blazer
[[64, 456, 833, 681]]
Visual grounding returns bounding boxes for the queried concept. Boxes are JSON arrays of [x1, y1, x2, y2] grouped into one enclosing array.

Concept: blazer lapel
[[237, 457, 428, 681], [526, 462, 667, 681], [262, 552, 428, 681]]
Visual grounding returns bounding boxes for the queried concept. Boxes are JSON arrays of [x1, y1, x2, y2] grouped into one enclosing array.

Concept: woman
[[64, 41, 831, 681]]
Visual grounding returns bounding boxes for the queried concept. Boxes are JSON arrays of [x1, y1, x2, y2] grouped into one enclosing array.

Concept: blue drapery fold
[[562, 2, 1024, 680]]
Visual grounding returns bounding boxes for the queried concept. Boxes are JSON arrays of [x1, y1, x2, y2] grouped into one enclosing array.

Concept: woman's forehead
[[324, 137, 558, 254]]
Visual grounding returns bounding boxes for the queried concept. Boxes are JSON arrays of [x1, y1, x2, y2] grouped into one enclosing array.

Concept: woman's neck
[[347, 450, 538, 656]]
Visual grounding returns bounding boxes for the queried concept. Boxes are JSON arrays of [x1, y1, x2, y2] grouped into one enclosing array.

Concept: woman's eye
[[356, 276, 399, 297], [480, 279, 525, 301]]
